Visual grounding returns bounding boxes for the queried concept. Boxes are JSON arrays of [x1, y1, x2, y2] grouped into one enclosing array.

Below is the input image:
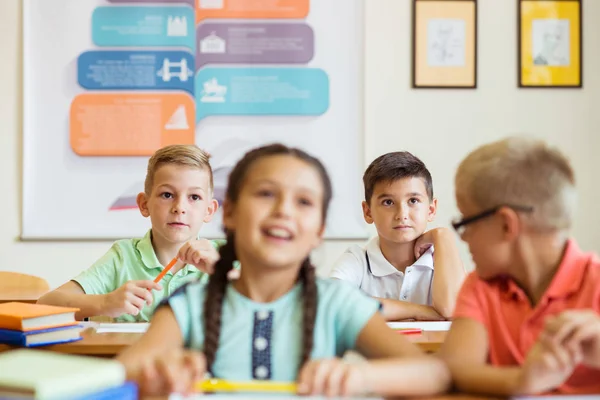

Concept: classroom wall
[[1, 0, 599, 288]]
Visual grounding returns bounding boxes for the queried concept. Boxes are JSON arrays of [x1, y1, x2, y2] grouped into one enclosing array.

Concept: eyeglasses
[[451, 204, 534, 236]]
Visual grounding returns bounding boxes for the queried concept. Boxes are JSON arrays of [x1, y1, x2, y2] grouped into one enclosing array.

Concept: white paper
[[386, 321, 451, 331], [95, 323, 149, 333], [427, 19, 466, 67], [532, 19, 570, 66]]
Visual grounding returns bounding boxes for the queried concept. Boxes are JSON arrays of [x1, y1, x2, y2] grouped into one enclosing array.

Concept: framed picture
[[519, 0, 582, 88], [412, 0, 477, 88]]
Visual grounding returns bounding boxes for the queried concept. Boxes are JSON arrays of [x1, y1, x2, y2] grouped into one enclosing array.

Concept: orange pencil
[[154, 257, 179, 284]]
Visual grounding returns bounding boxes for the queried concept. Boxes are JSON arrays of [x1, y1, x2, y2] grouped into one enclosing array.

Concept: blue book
[[0, 325, 82, 347]]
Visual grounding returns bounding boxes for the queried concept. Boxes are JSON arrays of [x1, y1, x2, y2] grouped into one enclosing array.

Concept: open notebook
[[386, 321, 451, 331], [95, 323, 149, 334]]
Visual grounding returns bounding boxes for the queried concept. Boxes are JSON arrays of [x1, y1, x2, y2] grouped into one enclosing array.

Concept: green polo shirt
[[73, 230, 226, 322]]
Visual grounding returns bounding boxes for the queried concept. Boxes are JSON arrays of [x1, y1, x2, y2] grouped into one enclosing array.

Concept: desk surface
[[405, 330, 446, 352], [0, 327, 446, 357]]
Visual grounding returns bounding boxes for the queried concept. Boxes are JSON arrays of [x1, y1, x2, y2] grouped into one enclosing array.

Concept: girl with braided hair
[[118, 144, 450, 397]]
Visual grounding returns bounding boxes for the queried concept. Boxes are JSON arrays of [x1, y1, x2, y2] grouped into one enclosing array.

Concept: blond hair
[[144, 144, 213, 194], [455, 136, 576, 231]]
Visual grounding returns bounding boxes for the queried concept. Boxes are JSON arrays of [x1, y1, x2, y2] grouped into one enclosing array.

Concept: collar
[[502, 239, 589, 302], [543, 239, 589, 300], [365, 236, 434, 277], [136, 229, 194, 275]]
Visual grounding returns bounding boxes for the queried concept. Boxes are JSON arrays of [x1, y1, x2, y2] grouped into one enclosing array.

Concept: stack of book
[[0, 349, 137, 399], [0, 302, 82, 347]]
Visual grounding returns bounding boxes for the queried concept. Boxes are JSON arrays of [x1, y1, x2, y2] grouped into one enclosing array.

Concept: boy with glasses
[[440, 136, 600, 396]]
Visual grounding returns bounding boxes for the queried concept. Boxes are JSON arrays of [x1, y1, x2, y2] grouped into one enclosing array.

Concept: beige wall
[[1, 0, 599, 288]]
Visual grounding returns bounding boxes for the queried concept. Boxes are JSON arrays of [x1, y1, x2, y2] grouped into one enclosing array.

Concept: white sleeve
[[328, 248, 364, 288]]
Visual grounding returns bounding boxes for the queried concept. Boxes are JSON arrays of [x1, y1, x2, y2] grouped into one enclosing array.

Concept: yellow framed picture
[[412, 0, 477, 88], [519, 0, 582, 88]]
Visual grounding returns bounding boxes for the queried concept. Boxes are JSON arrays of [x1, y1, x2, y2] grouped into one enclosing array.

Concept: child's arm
[[117, 306, 204, 396], [415, 227, 465, 318], [37, 280, 160, 320], [377, 297, 444, 321], [440, 317, 579, 396], [439, 317, 525, 395], [298, 312, 450, 397]]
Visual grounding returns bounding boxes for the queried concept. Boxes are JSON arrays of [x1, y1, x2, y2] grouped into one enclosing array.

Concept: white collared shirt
[[329, 236, 434, 305]]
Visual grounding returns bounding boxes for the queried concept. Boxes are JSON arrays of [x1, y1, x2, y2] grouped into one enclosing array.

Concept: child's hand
[[543, 310, 600, 369], [297, 358, 367, 397], [138, 349, 206, 396], [517, 332, 582, 394], [414, 227, 449, 258], [177, 239, 220, 274], [103, 280, 161, 318]]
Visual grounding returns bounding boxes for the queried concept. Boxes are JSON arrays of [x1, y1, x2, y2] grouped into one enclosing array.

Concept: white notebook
[[386, 321, 452, 331], [96, 323, 149, 333]]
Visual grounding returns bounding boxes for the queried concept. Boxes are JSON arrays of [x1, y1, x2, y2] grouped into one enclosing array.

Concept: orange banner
[[70, 93, 195, 156], [196, 0, 309, 23]]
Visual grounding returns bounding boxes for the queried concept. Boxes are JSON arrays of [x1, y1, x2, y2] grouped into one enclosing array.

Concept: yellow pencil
[[195, 379, 297, 393]]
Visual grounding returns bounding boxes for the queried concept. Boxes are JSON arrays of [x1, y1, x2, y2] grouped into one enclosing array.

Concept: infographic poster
[[23, 0, 366, 239]]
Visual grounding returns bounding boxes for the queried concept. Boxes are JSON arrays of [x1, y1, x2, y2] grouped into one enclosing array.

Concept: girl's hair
[[203, 143, 332, 374]]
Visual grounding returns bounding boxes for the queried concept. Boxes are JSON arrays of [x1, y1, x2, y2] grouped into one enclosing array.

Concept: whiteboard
[[22, 0, 367, 240]]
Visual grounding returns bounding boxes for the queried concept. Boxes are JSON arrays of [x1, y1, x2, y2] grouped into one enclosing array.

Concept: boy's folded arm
[[377, 297, 444, 321], [429, 228, 466, 318], [439, 317, 524, 396], [37, 281, 106, 320]]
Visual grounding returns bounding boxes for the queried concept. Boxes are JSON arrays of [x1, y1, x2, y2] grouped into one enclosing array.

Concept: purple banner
[[196, 22, 314, 70]]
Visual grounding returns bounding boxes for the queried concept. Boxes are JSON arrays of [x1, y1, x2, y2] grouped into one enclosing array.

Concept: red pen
[[395, 328, 423, 334]]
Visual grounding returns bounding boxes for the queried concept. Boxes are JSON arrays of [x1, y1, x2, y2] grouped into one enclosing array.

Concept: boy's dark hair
[[203, 143, 332, 376], [363, 151, 433, 203]]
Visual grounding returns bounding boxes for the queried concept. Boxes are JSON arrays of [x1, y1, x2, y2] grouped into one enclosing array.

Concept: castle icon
[[200, 32, 226, 54], [167, 16, 187, 37]]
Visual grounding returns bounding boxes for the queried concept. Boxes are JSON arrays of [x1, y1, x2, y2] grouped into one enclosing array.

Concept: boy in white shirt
[[330, 151, 465, 320]]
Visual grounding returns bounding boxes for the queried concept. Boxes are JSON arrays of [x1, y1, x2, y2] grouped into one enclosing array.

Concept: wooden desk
[[406, 330, 446, 352], [0, 328, 446, 357]]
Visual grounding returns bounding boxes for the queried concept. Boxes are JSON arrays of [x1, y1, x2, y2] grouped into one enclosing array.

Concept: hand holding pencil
[[153, 239, 220, 285], [102, 280, 162, 318]]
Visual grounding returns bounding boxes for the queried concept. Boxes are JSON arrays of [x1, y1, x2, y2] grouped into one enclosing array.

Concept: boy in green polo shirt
[[37, 145, 222, 322]]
